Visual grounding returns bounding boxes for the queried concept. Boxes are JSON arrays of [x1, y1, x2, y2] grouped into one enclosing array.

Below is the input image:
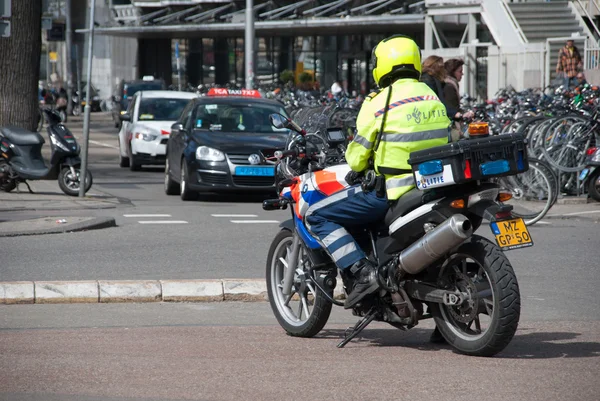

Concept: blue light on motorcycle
[[418, 160, 443, 176], [480, 160, 510, 176], [517, 151, 524, 171]]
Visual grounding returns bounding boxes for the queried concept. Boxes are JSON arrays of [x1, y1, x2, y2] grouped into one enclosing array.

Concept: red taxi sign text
[[207, 88, 261, 98]]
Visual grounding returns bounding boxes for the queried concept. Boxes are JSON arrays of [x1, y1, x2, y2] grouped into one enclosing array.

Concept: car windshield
[[194, 103, 289, 133], [125, 82, 163, 97], [138, 98, 191, 121]]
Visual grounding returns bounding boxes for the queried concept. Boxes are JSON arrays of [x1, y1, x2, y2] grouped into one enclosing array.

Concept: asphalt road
[[1, 303, 599, 401]]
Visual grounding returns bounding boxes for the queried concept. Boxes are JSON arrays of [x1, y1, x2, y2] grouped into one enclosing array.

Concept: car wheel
[[164, 157, 180, 195], [118, 140, 130, 168], [129, 143, 141, 171], [180, 159, 197, 201]]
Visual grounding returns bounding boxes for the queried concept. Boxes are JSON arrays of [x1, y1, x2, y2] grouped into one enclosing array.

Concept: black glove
[[345, 170, 364, 186]]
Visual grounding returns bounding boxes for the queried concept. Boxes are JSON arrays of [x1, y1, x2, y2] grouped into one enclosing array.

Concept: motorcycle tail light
[[495, 210, 512, 220], [586, 147, 597, 156]]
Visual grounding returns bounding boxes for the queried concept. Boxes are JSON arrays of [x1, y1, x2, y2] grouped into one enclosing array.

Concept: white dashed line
[[230, 220, 280, 224], [559, 210, 600, 216], [124, 214, 172, 218], [89, 139, 119, 149], [138, 221, 188, 224], [212, 214, 258, 218]]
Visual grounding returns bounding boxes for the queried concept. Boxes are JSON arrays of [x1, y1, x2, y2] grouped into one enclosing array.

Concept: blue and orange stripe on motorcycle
[[374, 95, 439, 117]]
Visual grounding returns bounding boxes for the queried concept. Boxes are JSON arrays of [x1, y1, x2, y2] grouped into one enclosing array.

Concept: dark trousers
[[305, 185, 389, 270]]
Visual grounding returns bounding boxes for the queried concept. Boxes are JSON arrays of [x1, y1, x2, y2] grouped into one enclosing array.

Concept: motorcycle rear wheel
[[430, 235, 520, 357], [266, 229, 333, 337]]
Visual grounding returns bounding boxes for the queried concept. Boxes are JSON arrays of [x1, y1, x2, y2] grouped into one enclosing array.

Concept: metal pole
[[176, 40, 182, 91], [65, 0, 73, 116], [245, 0, 254, 89], [75, 44, 82, 116], [79, 0, 96, 197]]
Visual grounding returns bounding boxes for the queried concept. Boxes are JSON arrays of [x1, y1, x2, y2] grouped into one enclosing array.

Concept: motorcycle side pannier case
[[407, 133, 529, 191]]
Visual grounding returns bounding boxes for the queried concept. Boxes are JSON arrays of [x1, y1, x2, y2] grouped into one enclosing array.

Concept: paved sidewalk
[[0, 180, 118, 236]]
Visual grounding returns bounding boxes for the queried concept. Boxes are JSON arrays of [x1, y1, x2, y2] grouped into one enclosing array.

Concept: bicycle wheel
[[498, 158, 557, 226], [540, 116, 595, 172]]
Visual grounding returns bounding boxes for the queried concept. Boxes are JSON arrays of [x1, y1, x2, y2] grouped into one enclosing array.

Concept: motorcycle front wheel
[[266, 229, 333, 337], [430, 235, 521, 357], [58, 167, 93, 196]]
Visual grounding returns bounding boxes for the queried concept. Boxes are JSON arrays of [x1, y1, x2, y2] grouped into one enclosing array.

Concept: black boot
[[344, 259, 379, 309]]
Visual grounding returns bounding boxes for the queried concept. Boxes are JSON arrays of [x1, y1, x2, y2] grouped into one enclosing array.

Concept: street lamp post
[[78, 0, 95, 197], [245, 0, 254, 89]]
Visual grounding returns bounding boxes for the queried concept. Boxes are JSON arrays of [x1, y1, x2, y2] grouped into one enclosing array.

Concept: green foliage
[[279, 69, 294, 84]]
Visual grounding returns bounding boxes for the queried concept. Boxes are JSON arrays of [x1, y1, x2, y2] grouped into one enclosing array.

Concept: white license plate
[[414, 164, 455, 190]]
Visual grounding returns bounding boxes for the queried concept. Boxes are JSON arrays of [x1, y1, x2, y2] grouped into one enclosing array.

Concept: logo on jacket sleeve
[[410, 107, 422, 124]]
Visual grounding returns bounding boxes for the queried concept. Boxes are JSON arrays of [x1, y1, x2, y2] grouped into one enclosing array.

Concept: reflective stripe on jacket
[[345, 78, 451, 200]]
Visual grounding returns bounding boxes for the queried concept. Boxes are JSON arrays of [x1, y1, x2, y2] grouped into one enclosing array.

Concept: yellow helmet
[[372, 35, 422, 87]]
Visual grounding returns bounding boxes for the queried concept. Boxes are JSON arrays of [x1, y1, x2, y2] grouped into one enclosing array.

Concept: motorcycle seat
[[384, 188, 428, 227], [0, 126, 45, 146]]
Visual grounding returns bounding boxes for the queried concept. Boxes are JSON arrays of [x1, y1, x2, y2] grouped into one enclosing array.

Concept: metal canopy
[[86, 14, 425, 39], [101, 0, 425, 30]]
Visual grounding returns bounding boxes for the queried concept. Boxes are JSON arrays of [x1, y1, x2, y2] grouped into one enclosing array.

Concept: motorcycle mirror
[[269, 113, 288, 129]]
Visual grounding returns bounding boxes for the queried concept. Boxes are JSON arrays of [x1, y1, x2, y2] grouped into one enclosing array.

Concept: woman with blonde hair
[[420, 55, 459, 121]]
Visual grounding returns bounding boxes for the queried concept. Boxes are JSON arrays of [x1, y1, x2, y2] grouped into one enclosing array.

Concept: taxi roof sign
[[207, 88, 261, 98]]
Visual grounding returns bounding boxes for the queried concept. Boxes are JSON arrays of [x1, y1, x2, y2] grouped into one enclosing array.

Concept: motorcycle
[[578, 146, 600, 202], [0, 109, 93, 196], [263, 114, 532, 356]]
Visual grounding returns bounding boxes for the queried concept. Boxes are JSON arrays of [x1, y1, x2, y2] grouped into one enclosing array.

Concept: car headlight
[[135, 132, 157, 141], [196, 146, 225, 161]]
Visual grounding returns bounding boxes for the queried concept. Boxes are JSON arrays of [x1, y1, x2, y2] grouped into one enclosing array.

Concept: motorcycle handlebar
[[274, 149, 299, 159]]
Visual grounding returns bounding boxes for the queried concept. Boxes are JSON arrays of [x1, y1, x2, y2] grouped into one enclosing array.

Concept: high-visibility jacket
[[346, 78, 451, 200]]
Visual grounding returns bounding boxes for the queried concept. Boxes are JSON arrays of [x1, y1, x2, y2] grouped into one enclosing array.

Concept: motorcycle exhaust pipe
[[398, 214, 473, 275]]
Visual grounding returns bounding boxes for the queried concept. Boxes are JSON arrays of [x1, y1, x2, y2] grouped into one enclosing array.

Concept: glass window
[[124, 82, 164, 97], [202, 38, 215, 84], [181, 102, 194, 130], [137, 98, 191, 121], [192, 102, 288, 133]]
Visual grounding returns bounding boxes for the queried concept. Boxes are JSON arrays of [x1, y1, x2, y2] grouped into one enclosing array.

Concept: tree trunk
[[0, 0, 42, 132]]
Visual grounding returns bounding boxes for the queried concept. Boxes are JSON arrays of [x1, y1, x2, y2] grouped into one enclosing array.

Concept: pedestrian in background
[[421, 56, 458, 119], [556, 39, 583, 90], [444, 58, 474, 139]]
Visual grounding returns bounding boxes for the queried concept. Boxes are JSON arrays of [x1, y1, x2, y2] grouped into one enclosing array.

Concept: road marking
[[138, 221, 188, 224], [124, 214, 172, 217], [89, 139, 119, 149], [560, 210, 600, 216], [230, 220, 280, 224], [535, 221, 551, 225], [212, 214, 258, 218]]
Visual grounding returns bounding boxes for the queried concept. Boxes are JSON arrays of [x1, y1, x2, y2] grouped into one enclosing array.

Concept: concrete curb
[[0, 217, 117, 237], [0, 279, 346, 304]]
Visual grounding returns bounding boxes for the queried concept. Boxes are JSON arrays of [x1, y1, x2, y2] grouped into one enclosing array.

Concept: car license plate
[[235, 166, 275, 176], [490, 218, 534, 251]]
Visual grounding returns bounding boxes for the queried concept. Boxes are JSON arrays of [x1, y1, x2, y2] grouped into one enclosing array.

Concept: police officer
[[305, 35, 451, 309]]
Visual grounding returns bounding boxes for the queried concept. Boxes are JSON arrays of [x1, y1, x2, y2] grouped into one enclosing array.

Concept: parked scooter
[[579, 146, 600, 202], [0, 109, 92, 196]]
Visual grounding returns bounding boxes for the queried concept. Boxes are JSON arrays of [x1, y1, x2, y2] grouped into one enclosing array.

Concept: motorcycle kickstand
[[337, 307, 377, 349], [24, 181, 34, 194]]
